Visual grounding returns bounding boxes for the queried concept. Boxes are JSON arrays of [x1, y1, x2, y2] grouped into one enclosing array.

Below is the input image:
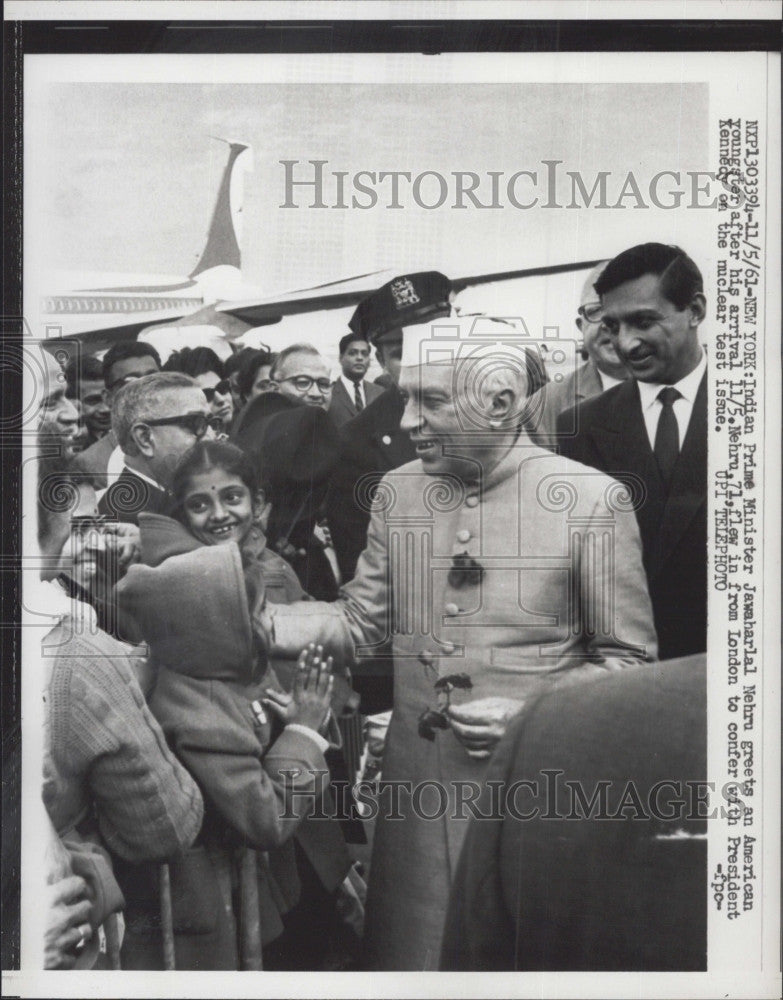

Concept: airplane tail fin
[[190, 141, 251, 278]]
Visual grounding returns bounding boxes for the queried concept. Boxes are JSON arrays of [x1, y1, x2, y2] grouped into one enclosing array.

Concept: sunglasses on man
[[138, 411, 215, 439]]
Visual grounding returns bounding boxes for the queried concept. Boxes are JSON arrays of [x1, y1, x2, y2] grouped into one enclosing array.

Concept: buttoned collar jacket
[[260, 438, 658, 970]]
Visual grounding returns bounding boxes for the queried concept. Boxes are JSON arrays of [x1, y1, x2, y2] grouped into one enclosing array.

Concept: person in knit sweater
[[37, 457, 204, 969]]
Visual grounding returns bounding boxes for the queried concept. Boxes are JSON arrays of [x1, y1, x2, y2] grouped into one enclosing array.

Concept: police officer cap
[[349, 271, 452, 343]]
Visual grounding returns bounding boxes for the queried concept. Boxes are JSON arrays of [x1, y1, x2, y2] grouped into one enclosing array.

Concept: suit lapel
[[587, 382, 667, 560], [653, 374, 707, 576], [334, 379, 356, 418]]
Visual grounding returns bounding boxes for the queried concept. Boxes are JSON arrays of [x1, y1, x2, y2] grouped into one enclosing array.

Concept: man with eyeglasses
[[270, 344, 333, 410], [525, 262, 628, 450], [99, 372, 213, 524], [73, 342, 161, 489]]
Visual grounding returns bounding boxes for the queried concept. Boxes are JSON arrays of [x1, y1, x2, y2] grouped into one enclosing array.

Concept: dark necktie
[[354, 382, 364, 412], [654, 386, 682, 487]]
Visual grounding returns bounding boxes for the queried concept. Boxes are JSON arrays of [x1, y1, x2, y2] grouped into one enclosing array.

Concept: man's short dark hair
[[594, 243, 703, 310], [64, 354, 103, 398], [338, 333, 369, 357], [102, 341, 161, 387]]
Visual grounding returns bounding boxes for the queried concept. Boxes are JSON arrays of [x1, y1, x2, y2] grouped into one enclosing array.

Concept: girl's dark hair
[[171, 440, 259, 512]]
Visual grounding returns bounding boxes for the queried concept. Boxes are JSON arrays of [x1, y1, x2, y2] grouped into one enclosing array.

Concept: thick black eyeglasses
[[139, 412, 210, 439], [278, 375, 332, 393], [202, 379, 231, 402]]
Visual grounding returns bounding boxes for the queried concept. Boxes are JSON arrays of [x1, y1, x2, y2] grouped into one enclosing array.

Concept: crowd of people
[[36, 242, 708, 972]]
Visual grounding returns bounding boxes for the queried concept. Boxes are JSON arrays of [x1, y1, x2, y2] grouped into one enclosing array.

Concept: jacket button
[[465, 495, 479, 508], [444, 602, 460, 616], [382, 435, 392, 445], [418, 651, 435, 666], [456, 528, 471, 543]]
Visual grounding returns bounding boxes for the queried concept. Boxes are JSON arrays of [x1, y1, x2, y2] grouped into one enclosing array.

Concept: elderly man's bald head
[[398, 316, 540, 482], [38, 349, 79, 455]]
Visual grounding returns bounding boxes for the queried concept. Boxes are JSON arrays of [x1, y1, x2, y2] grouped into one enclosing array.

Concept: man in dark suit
[[99, 372, 213, 524], [441, 654, 707, 971], [327, 333, 383, 428], [558, 243, 707, 660]]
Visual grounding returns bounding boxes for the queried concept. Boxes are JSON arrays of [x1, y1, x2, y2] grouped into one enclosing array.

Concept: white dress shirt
[[107, 445, 126, 482], [637, 350, 707, 451], [340, 374, 364, 408]]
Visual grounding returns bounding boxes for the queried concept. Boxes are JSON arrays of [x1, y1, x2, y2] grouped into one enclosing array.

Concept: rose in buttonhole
[[417, 674, 473, 741]]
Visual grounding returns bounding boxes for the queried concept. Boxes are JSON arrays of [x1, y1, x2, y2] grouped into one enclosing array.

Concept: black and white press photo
[[3, 5, 780, 999]]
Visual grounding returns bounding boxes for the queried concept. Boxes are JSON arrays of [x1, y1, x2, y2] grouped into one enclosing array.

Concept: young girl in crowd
[[116, 440, 359, 970]]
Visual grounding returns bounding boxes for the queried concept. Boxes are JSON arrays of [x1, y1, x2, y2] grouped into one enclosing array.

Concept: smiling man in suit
[[558, 243, 707, 661], [328, 334, 383, 428]]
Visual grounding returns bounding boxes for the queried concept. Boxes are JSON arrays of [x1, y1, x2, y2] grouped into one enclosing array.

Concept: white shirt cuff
[[285, 724, 330, 754]]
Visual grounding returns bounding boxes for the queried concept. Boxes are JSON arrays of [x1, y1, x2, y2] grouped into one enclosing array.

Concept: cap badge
[[390, 278, 420, 309]]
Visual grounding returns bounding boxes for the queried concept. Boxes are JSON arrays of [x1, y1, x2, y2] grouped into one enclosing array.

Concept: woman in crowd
[[163, 346, 234, 433], [115, 440, 358, 969], [37, 454, 204, 969], [236, 347, 278, 406], [223, 347, 256, 413]]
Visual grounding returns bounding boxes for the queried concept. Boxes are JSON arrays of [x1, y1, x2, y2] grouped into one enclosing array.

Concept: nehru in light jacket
[[256, 315, 657, 970]]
